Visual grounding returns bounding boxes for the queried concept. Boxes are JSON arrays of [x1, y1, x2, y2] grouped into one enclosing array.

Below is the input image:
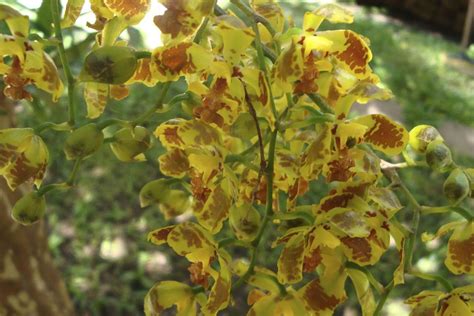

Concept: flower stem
[[51, 0, 76, 127]]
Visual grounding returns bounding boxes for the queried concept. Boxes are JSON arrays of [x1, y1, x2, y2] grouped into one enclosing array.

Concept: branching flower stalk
[[1, 1, 474, 315]]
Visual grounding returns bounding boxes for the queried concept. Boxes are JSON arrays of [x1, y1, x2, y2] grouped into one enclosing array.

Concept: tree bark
[[0, 95, 75, 316]]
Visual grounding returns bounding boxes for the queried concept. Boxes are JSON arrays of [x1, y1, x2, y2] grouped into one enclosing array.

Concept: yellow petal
[[84, 82, 109, 118], [215, 15, 255, 65], [203, 256, 231, 315], [404, 290, 441, 316], [193, 183, 231, 234], [104, 0, 150, 24], [154, 0, 214, 43], [318, 30, 372, 78], [23, 43, 64, 101], [445, 221, 474, 275], [303, 4, 353, 33], [126, 58, 159, 87], [152, 42, 213, 82], [352, 114, 408, 155], [347, 268, 375, 316], [158, 148, 190, 178], [144, 281, 196, 316], [61, 0, 85, 27], [0, 4, 29, 37], [298, 277, 347, 314], [0, 128, 34, 171], [277, 232, 305, 284], [3, 135, 48, 190]]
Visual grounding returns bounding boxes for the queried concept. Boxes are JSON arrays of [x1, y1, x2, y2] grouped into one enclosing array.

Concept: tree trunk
[[0, 95, 75, 316]]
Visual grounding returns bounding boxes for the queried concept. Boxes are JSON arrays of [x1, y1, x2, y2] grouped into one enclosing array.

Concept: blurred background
[[1, 0, 473, 315]]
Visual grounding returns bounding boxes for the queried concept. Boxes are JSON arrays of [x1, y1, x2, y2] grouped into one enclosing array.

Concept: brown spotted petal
[[151, 42, 213, 82], [352, 114, 408, 156], [297, 276, 347, 314], [104, 0, 150, 24], [404, 290, 442, 316], [126, 58, 159, 87], [149, 222, 217, 266], [318, 30, 372, 79], [61, 0, 85, 27], [158, 148, 190, 178], [155, 119, 222, 150], [339, 227, 389, 266], [193, 183, 231, 234], [203, 255, 232, 315], [421, 220, 472, 275], [445, 221, 474, 275], [277, 232, 305, 284], [300, 123, 332, 181], [144, 280, 197, 316], [272, 38, 305, 93], [154, 0, 214, 42], [0, 129, 49, 190]]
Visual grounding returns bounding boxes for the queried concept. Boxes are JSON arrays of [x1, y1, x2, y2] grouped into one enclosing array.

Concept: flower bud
[[64, 123, 104, 160], [443, 168, 470, 204], [465, 168, 474, 197], [12, 192, 46, 225], [229, 203, 261, 242], [408, 125, 443, 153], [139, 179, 171, 207], [80, 46, 138, 84], [425, 140, 453, 173], [110, 126, 151, 162]]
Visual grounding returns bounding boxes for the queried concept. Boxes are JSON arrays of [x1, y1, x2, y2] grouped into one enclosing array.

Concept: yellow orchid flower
[[0, 128, 49, 190], [405, 285, 474, 316], [148, 222, 232, 315], [154, 0, 214, 44], [422, 220, 474, 275], [0, 5, 64, 102]]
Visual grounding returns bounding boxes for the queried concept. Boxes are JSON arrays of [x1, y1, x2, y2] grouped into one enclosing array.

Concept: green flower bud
[[110, 126, 151, 162], [12, 192, 46, 225], [80, 46, 138, 84], [229, 203, 261, 242], [64, 123, 104, 160], [139, 179, 171, 208], [465, 168, 474, 197], [425, 140, 453, 173], [443, 168, 470, 204], [408, 125, 443, 153]]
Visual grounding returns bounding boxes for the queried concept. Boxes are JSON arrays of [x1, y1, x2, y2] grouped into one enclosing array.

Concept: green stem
[[37, 182, 69, 196], [421, 205, 473, 221], [231, 0, 276, 37], [345, 262, 384, 295], [67, 158, 82, 186], [399, 182, 421, 270], [51, 0, 76, 127], [217, 237, 251, 249], [307, 93, 335, 114], [193, 17, 210, 43], [131, 83, 170, 125], [34, 121, 72, 133], [407, 270, 453, 292], [374, 281, 394, 316], [135, 51, 151, 59], [97, 118, 129, 130], [232, 129, 278, 290]]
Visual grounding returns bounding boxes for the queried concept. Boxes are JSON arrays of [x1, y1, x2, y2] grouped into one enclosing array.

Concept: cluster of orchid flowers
[[1, 0, 473, 315]]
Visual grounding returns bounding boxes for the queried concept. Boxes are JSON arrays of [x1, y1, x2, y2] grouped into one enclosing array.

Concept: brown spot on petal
[[363, 115, 405, 151], [448, 235, 474, 273], [302, 279, 341, 312], [206, 277, 230, 313], [188, 262, 210, 288], [320, 193, 354, 212], [337, 30, 369, 74]]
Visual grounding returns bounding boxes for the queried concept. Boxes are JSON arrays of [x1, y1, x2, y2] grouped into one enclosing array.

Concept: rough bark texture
[[0, 96, 75, 316]]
